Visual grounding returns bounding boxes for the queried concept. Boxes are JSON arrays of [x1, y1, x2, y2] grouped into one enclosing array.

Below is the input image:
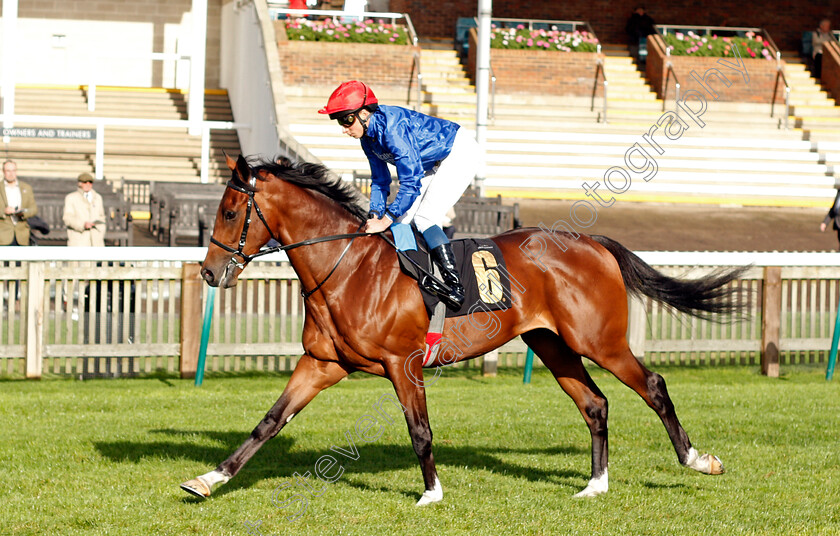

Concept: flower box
[[275, 19, 419, 91], [646, 34, 785, 104], [467, 28, 604, 96]]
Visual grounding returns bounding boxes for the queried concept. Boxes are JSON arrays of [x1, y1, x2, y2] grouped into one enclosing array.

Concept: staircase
[[283, 43, 838, 207], [783, 53, 840, 173], [5, 86, 241, 183]]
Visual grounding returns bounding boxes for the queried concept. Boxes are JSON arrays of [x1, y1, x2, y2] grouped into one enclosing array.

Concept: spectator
[[821, 187, 840, 250], [626, 5, 657, 63], [812, 18, 833, 79], [63, 173, 106, 247], [0, 159, 38, 246], [288, 0, 307, 16]]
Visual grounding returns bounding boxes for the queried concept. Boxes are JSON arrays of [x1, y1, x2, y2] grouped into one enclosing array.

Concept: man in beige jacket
[[1, 160, 38, 246], [63, 173, 106, 247]]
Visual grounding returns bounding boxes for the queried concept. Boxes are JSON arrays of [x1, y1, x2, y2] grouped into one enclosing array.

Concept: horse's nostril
[[201, 268, 214, 282]]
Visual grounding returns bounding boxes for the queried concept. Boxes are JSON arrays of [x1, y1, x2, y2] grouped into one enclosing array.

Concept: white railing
[[3, 248, 840, 379], [0, 114, 249, 184]]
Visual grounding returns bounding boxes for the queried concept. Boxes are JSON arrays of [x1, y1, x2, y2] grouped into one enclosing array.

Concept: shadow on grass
[[93, 428, 589, 500]]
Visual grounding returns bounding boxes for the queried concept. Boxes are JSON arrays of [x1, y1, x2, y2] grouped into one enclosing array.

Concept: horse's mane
[[248, 156, 369, 221]]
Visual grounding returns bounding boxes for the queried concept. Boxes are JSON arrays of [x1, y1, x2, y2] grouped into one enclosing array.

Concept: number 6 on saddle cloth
[[391, 222, 516, 319]]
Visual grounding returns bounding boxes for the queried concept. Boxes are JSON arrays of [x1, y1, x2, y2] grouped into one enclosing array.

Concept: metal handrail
[[409, 51, 423, 111], [489, 62, 496, 121], [662, 47, 681, 113], [591, 44, 607, 123], [483, 17, 589, 32], [480, 17, 601, 123], [771, 52, 790, 130]]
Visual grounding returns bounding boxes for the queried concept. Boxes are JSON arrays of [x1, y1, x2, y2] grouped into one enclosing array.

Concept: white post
[[25, 262, 44, 379], [200, 126, 210, 183], [95, 123, 105, 181], [188, 0, 208, 136], [2, 0, 20, 128], [474, 0, 492, 197]]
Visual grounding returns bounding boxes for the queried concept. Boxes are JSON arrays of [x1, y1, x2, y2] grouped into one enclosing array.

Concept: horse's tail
[[591, 235, 748, 321]]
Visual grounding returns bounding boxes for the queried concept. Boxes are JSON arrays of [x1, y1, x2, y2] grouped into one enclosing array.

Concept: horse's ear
[[235, 154, 252, 184], [225, 152, 237, 172]]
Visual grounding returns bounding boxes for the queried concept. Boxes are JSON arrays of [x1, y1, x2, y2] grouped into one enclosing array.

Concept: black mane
[[249, 157, 368, 221]]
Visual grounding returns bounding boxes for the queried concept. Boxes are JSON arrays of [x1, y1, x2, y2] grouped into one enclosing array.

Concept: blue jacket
[[361, 105, 459, 219]]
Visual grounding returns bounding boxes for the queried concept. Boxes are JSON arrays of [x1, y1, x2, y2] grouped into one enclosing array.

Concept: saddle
[[394, 225, 514, 319]]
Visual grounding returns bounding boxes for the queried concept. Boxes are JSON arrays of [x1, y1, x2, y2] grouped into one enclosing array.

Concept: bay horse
[[182, 154, 744, 505]]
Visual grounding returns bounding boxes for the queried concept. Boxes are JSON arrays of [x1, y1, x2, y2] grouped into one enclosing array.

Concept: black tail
[[591, 235, 748, 321]]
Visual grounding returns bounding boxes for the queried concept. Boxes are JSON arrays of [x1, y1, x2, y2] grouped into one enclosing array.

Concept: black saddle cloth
[[396, 230, 513, 318]]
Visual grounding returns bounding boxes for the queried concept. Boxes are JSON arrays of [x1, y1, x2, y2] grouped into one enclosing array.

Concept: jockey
[[319, 80, 479, 311]]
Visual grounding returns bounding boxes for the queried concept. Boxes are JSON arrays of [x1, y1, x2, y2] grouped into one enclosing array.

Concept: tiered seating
[[281, 41, 839, 208], [6, 87, 241, 184]]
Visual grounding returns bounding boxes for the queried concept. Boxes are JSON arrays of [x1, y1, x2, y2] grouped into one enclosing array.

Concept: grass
[[2, 365, 840, 535]]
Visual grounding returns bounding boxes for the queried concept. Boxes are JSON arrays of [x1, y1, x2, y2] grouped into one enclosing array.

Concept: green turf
[[2, 365, 839, 535]]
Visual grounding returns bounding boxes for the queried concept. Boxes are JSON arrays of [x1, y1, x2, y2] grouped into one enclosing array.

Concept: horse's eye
[[224, 210, 237, 221]]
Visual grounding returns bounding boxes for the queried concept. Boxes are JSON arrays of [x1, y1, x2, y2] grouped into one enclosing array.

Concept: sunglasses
[[336, 114, 357, 128]]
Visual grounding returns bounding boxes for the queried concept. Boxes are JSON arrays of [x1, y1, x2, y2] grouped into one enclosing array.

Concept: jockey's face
[[340, 109, 370, 139]]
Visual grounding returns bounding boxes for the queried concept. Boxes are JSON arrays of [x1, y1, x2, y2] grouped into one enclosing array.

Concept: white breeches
[[398, 128, 479, 232]]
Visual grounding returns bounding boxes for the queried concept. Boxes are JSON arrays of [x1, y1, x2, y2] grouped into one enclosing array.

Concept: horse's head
[[201, 154, 274, 288]]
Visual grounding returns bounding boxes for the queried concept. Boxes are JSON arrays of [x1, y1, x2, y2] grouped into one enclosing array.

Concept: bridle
[[209, 178, 369, 299]]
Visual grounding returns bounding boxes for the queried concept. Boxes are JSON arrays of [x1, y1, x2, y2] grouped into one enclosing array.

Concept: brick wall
[[646, 34, 784, 104], [389, 0, 838, 52], [822, 41, 840, 105], [276, 30, 420, 91], [466, 28, 603, 96]]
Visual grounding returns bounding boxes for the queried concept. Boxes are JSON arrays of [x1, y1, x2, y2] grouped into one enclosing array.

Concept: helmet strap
[[358, 110, 371, 136]]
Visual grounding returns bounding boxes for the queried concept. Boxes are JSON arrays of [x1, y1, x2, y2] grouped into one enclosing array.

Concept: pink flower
[[526, 39, 533, 47]]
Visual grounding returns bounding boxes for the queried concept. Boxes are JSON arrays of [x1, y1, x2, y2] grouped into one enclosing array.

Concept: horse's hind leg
[[589, 341, 724, 475], [181, 355, 350, 498], [522, 329, 610, 498]]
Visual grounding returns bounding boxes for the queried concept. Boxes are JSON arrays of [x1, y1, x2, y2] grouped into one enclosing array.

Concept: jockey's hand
[[364, 215, 393, 234]]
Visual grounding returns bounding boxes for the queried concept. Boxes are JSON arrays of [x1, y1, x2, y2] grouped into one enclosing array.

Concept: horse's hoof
[[707, 454, 724, 475], [686, 448, 725, 475], [181, 477, 211, 498], [573, 470, 609, 498], [415, 477, 443, 506]]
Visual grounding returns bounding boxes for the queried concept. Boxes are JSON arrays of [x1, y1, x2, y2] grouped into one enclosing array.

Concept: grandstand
[[2, 0, 840, 222]]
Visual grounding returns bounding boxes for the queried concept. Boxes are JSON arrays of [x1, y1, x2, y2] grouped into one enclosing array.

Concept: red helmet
[[319, 81, 378, 119]]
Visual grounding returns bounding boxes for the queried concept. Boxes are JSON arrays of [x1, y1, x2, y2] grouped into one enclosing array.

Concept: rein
[[209, 179, 369, 298]]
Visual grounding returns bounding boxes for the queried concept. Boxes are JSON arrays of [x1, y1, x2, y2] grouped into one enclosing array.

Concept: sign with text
[[1, 127, 96, 140]]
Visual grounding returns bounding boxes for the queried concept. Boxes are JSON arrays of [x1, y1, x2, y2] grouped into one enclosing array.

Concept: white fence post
[[25, 262, 45, 379], [627, 294, 647, 359]]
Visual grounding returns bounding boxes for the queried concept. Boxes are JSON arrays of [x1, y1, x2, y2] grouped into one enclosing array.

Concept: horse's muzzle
[[200, 266, 221, 287]]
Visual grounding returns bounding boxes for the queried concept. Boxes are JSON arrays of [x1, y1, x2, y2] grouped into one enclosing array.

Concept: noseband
[[209, 178, 368, 298]]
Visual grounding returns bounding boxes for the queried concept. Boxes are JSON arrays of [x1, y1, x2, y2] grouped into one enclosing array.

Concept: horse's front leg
[[384, 355, 442, 506], [181, 355, 350, 498]]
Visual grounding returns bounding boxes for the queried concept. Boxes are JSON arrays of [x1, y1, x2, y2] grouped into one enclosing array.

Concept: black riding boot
[[426, 243, 465, 311]]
